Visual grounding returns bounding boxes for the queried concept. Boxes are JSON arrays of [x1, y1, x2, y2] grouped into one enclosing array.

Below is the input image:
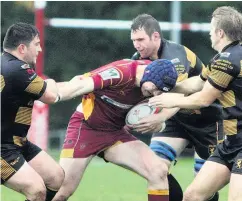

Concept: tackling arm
[[171, 81, 222, 109], [172, 76, 205, 95], [57, 76, 94, 101]]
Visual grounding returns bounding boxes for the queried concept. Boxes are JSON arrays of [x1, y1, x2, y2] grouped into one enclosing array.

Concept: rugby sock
[[45, 187, 58, 201], [148, 189, 169, 201], [168, 174, 183, 201]]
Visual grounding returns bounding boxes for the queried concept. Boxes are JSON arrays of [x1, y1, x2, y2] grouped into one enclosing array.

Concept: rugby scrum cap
[[140, 59, 178, 92]]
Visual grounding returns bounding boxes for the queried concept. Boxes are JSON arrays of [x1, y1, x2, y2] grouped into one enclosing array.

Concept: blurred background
[[1, 1, 242, 201]]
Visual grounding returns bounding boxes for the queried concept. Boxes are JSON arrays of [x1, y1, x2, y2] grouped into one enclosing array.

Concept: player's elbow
[[199, 98, 213, 108], [38, 91, 58, 104]]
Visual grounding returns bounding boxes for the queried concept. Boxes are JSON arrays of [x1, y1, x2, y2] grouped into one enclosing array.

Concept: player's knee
[[54, 190, 73, 201], [45, 167, 65, 190], [183, 187, 202, 201], [150, 140, 177, 162], [194, 158, 205, 175], [147, 161, 169, 182], [25, 182, 46, 201]]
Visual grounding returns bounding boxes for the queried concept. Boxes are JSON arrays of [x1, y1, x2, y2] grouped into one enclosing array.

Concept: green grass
[[1, 150, 228, 201]]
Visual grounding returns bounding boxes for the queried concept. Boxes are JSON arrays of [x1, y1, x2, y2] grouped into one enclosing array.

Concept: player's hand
[[130, 114, 165, 134], [148, 93, 184, 108]]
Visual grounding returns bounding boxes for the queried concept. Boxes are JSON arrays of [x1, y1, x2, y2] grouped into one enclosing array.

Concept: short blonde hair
[[212, 6, 242, 41]]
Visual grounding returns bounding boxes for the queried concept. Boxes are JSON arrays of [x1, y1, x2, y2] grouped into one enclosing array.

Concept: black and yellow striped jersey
[[201, 41, 242, 143], [1, 52, 46, 145], [132, 39, 223, 121]]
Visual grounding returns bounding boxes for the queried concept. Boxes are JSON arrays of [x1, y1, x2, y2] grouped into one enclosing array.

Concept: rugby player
[[52, 59, 179, 201], [149, 6, 242, 201], [1, 22, 98, 201], [130, 14, 222, 201]]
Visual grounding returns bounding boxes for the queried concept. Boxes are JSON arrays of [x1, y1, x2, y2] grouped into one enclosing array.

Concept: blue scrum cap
[[140, 59, 178, 92]]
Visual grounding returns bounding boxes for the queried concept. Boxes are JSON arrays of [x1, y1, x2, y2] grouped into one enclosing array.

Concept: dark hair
[[3, 22, 39, 50], [131, 14, 163, 38]]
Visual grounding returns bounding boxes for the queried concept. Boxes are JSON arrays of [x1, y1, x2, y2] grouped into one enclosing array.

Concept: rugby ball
[[125, 101, 163, 125]]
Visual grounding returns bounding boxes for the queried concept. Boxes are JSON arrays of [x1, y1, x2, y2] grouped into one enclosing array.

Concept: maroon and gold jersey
[[80, 59, 151, 131]]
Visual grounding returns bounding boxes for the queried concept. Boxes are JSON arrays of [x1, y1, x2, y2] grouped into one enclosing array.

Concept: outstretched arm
[[57, 76, 94, 101], [172, 76, 205, 95], [149, 81, 221, 109]]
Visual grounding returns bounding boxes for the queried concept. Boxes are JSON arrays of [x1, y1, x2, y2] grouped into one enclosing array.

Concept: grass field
[[1, 150, 229, 201]]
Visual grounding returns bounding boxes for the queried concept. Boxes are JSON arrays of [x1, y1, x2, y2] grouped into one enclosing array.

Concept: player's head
[[140, 59, 178, 97], [3, 22, 41, 65], [131, 14, 162, 59], [210, 6, 242, 52]]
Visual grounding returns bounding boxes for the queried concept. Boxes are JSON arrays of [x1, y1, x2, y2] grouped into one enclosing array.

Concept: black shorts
[[1, 141, 42, 183], [208, 139, 242, 174], [152, 114, 223, 160]]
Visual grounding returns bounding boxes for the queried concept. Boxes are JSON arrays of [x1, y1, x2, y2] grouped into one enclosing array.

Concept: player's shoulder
[[90, 59, 136, 81], [1, 53, 30, 75], [163, 39, 196, 59], [217, 42, 242, 67], [163, 39, 186, 51]]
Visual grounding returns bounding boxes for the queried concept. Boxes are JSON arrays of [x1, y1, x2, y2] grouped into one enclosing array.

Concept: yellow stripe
[[148, 189, 169, 195], [13, 136, 27, 146], [239, 60, 242, 77], [224, 119, 237, 135], [218, 90, 236, 108], [201, 66, 210, 80], [82, 93, 95, 120], [15, 107, 32, 125], [218, 139, 224, 144], [0, 158, 16, 180], [0, 75, 5, 92], [24, 76, 44, 95], [60, 149, 74, 158], [210, 69, 233, 88], [184, 46, 196, 68], [177, 73, 188, 82]]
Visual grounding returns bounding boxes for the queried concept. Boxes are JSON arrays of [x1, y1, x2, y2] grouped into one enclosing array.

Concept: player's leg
[[52, 111, 95, 201], [150, 137, 188, 201], [228, 152, 242, 201], [183, 161, 230, 201], [149, 118, 190, 201], [183, 145, 230, 201], [104, 139, 170, 201], [52, 156, 94, 201], [194, 152, 219, 201], [191, 119, 223, 201], [1, 147, 46, 201], [23, 141, 64, 201], [228, 173, 242, 201]]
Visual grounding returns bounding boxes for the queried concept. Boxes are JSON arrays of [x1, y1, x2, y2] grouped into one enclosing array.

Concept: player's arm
[[172, 75, 205, 95], [149, 81, 220, 109], [132, 107, 180, 133], [12, 64, 60, 104], [171, 81, 222, 109], [56, 76, 94, 101], [149, 58, 237, 109], [38, 78, 59, 103]]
